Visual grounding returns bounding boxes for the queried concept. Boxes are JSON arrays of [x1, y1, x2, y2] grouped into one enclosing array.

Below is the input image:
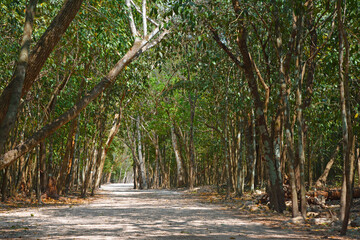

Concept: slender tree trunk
[[296, 94, 307, 218], [136, 116, 147, 189], [39, 141, 47, 193], [236, 125, 244, 196], [133, 163, 138, 189], [91, 139, 104, 196], [250, 108, 257, 192], [91, 102, 106, 196], [36, 146, 42, 204], [0, 0, 37, 153], [282, 79, 300, 217], [93, 103, 124, 192], [1, 168, 9, 202], [214, 0, 286, 212], [173, 126, 189, 186], [154, 135, 160, 188], [303, 0, 317, 192], [171, 126, 184, 187], [57, 118, 78, 194], [65, 125, 79, 195], [81, 138, 97, 198], [296, 54, 307, 220], [315, 145, 340, 188], [187, 93, 196, 188], [338, 0, 354, 234], [222, 78, 232, 197], [357, 148, 360, 186]]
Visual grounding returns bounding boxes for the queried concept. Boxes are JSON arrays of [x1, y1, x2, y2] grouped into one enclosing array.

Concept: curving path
[[0, 183, 314, 239]]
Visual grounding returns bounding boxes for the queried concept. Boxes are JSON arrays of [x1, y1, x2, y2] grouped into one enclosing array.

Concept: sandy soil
[[0, 183, 325, 239]]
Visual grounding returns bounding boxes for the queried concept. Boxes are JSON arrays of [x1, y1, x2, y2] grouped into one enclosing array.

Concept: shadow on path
[[0, 183, 312, 239]]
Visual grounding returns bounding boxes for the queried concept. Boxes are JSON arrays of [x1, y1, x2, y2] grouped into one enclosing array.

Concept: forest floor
[[0, 183, 358, 239]]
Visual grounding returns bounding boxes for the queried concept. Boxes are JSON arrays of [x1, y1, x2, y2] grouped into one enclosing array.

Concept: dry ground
[[0, 183, 357, 239]]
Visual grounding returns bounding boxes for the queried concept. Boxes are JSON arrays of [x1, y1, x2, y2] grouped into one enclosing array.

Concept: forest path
[[1, 183, 315, 239]]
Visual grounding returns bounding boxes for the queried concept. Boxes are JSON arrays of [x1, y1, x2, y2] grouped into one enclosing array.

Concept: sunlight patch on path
[[0, 183, 314, 239]]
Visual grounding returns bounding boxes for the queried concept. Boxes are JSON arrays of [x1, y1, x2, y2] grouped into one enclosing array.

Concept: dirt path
[[1, 183, 318, 239]]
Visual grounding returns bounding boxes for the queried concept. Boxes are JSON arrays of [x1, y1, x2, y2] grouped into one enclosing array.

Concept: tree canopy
[[0, 0, 359, 235]]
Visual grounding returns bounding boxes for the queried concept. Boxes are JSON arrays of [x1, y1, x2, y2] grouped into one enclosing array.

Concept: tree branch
[[125, 0, 139, 38], [208, 25, 244, 70], [142, 0, 147, 36], [130, 0, 159, 27]]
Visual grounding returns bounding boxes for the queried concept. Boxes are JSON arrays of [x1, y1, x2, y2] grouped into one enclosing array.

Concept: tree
[[0, 0, 169, 170]]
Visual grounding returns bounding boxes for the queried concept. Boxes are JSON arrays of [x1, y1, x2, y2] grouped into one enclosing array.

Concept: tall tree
[[0, 0, 37, 154]]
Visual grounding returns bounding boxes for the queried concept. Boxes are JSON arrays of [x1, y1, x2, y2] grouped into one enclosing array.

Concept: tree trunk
[[91, 102, 106, 196], [315, 144, 340, 188], [0, 0, 37, 153], [136, 116, 147, 189], [171, 126, 184, 187], [91, 140, 104, 196], [93, 108, 124, 192], [211, 0, 286, 212], [81, 138, 97, 198], [303, 0, 317, 191], [65, 125, 79, 194], [1, 168, 9, 202], [133, 163, 138, 189], [39, 140, 47, 192], [296, 52, 307, 220], [188, 92, 196, 189], [57, 118, 78, 194], [296, 94, 307, 219], [337, 0, 354, 234], [236, 125, 244, 196], [36, 146, 42, 204], [250, 108, 257, 192], [357, 148, 360, 186], [154, 135, 160, 188], [284, 98, 300, 217]]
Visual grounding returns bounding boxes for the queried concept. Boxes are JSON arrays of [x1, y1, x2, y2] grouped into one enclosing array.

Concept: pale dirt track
[[0, 183, 315, 239]]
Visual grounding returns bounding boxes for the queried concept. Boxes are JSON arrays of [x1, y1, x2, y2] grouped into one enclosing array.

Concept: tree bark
[[1, 168, 9, 202], [39, 141, 47, 192], [295, 15, 307, 219], [188, 93, 196, 189], [250, 108, 257, 192], [154, 135, 160, 188], [236, 124, 244, 196], [357, 148, 360, 186], [284, 79, 300, 217], [57, 118, 78, 194], [136, 116, 147, 189], [230, 0, 285, 212], [91, 120, 105, 196], [0, 0, 37, 153], [315, 144, 340, 188], [171, 126, 184, 187], [133, 162, 138, 189], [81, 137, 97, 198], [337, 0, 354, 234], [91, 100, 106, 196], [93, 98, 125, 193]]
